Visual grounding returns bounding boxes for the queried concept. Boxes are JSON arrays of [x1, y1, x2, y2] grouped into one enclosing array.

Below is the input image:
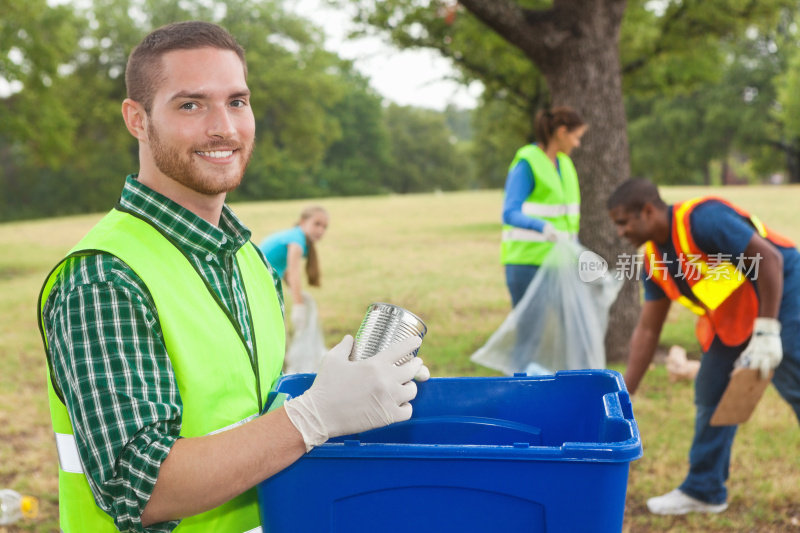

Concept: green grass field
[[1, 185, 798, 531]]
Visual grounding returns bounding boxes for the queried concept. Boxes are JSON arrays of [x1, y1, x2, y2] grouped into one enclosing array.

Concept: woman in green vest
[[501, 106, 587, 306]]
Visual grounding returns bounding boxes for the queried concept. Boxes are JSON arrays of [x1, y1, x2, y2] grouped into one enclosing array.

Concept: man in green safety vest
[[38, 21, 429, 532]]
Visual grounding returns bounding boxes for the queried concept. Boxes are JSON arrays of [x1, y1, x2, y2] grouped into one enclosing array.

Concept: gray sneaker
[[647, 489, 729, 515]]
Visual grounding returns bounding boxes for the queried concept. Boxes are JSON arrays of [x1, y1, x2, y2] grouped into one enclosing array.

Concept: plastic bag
[[471, 240, 622, 375], [284, 291, 327, 374]]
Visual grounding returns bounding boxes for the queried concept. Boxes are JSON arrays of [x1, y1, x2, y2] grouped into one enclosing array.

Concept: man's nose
[[208, 106, 236, 138]]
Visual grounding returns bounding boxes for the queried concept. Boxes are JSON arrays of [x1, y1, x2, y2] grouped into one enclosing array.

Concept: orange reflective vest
[[644, 197, 794, 351]]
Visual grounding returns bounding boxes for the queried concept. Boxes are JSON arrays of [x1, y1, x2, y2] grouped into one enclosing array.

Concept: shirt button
[[205, 253, 214, 262], [220, 236, 227, 245]]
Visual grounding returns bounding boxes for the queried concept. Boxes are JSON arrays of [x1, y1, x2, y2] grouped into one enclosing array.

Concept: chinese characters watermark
[[578, 251, 762, 282]]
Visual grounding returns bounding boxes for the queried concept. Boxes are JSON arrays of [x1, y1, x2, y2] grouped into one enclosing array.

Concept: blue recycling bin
[[257, 370, 642, 532]]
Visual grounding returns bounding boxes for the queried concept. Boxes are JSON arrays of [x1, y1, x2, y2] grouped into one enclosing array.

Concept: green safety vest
[[38, 208, 285, 533], [501, 144, 581, 265]]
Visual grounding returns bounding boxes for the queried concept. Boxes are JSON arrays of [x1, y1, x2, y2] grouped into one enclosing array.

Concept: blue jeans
[[505, 264, 539, 307], [679, 274, 800, 504]]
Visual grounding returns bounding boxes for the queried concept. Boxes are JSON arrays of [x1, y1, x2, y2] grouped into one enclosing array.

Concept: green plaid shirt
[[42, 175, 283, 533]]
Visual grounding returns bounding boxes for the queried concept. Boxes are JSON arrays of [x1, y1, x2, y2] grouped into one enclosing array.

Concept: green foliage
[[470, 97, 529, 189], [337, 0, 548, 127], [443, 104, 473, 141], [628, 4, 800, 185], [6, 0, 800, 221], [316, 71, 394, 196], [774, 20, 800, 150], [621, 0, 790, 95], [335, 0, 800, 187], [0, 0, 477, 221], [0, 0, 84, 165], [383, 103, 471, 192]]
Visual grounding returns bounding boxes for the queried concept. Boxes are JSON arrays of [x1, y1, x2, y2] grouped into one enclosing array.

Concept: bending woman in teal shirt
[[259, 205, 329, 330]]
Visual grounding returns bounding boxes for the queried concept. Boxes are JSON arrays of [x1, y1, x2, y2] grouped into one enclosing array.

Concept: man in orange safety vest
[[607, 178, 800, 516]]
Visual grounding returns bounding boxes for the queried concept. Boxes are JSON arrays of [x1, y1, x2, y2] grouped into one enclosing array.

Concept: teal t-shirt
[[258, 226, 307, 278]]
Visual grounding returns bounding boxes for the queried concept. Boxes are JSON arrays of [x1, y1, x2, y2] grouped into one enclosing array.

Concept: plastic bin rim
[[301, 435, 643, 462], [279, 368, 627, 383], [271, 370, 642, 463]]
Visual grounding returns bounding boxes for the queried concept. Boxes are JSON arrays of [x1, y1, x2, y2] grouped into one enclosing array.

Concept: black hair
[[606, 178, 667, 212]]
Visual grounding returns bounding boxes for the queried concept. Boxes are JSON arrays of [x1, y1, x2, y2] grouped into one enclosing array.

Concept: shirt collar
[[118, 175, 251, 257]]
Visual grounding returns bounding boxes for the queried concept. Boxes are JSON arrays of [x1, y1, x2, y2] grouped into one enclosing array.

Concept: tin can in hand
[[349, 303, 427, 365]]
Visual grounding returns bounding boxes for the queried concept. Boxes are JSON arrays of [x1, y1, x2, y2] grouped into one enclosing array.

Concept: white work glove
[[541, 222, 570, 243], [284, 335, 428, 451], [290, 303, 307, 330], [737, 318, 782, 379]]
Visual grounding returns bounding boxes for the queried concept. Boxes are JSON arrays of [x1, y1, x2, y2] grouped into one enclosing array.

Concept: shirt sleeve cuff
[[113, 434, 181, 533]]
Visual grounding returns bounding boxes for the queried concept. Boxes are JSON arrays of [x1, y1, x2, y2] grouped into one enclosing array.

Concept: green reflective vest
[[38, 208, 285, 533], [501, 144, 581, 265]]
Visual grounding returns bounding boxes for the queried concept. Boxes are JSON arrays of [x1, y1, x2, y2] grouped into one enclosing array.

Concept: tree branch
[[761, 137, 800, 157], [623, 0, 766, 76], [457, 0, 568, 65], [393, 32, 541, 111]]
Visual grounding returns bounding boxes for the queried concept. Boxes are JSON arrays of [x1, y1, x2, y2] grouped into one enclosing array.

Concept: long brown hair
[[298, 206, 327, 287], [534, 106, 585, 148]]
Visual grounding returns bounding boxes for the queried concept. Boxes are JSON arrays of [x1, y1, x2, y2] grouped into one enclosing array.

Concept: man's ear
[[121, 98, 148, 142], [641, 201, 654, 219]]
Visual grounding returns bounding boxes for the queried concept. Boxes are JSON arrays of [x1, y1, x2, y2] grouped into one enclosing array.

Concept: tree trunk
[[721, 158, 731, 185], [542, 8, 638, 364], [786, 145, 800, 184], [459, 0, 638, 363]]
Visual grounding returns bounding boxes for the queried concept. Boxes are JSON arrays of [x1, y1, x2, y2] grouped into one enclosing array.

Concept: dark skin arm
[[623, 233, 782, 396], [624, 297, 671, 395], [742, 233, 783, 318]]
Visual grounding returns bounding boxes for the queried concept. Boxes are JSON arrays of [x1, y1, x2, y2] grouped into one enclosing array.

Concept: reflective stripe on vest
[[502, 144, 581, 265], [54, 432, 82, 474], [643, 241, 706, 316], [54, 413, 260, 474], [673, 198, 747, 311], [39, 208, 284, 532], [645, 197, 793, 349], [521, 202, 580, 218], [502, 227, 549, 243]]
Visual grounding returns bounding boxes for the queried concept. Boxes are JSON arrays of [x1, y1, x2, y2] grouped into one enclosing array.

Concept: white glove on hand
[[290, 303, 307, 330], [738, 317, 782, 379], [284, 335, 427, 451], [541, 223, 569, 243]]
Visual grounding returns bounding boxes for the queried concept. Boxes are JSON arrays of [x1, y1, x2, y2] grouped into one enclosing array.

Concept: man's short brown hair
[[125, 21, 246, 113]]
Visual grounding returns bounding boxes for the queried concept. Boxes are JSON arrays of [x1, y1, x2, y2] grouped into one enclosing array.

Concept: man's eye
[[231, 99, 248, 108], [180, 102, 198, 110]]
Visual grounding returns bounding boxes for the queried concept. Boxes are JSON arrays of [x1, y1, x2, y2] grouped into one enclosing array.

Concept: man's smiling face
[[144, 46, 255, 195]]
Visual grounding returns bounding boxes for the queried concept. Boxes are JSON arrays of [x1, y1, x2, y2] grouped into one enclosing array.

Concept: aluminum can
[[349, 303, 427, 364]]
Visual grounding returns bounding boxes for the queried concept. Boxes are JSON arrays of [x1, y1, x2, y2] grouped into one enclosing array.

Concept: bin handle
[[603, 391, 634, 421]]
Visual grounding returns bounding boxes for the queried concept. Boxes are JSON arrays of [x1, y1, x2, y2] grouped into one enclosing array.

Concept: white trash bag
[[471, 240, 622, 375], [284, 291, 327, 374]]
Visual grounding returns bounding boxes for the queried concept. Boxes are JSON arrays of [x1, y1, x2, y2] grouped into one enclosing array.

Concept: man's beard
[[148, 122, 253, 195]]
